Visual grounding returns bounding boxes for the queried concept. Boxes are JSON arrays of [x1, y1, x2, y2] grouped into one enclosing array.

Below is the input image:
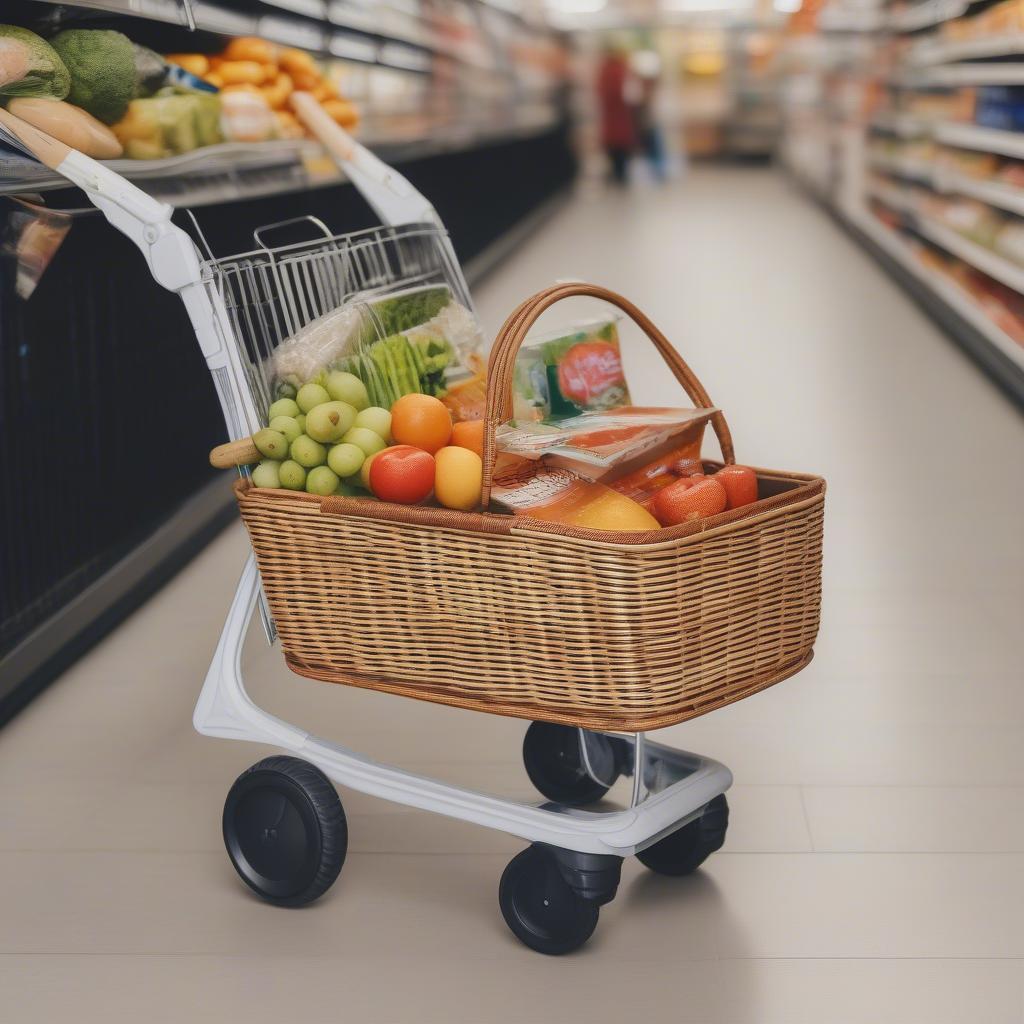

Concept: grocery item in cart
[[497, 405, 715, 478], [270, 283, 485, 410], [489, 462, 660, 531], [519, 315, 630, 419]]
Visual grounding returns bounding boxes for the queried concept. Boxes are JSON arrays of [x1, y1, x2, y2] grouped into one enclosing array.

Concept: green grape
[[306, 465, 340, 495], [334, 479, 361, 496], [341, 426, 387, 457], [279, 460, 306, 490], [268, 397, 300, 420], [353, 406, 392, 442], [295, 413, 306, 433], [251, 460, 281, 488], [325, 370, 369, 410], [253, 428, 288, 460], [290, 434, 327, 468], [327, 441, 364, 478], [296, 382, 330, 413], [269, 415, 301, 444], [305, 401, 356, 443]]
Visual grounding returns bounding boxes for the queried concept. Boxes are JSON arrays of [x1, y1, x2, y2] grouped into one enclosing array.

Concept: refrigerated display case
[[0, 0, 577, 721]]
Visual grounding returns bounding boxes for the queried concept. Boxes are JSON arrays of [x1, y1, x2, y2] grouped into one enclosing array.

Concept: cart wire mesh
[[200, 219, 470, 426]]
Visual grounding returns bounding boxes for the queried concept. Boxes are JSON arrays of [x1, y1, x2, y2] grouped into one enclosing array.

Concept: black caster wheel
[[636, 794, 729, 877], [499, 846, 600, 955], [522, 722, 618, 806], [223, 755, 347, 907]]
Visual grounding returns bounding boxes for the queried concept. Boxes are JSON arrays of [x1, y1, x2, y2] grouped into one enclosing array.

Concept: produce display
[[0, 22, 359, 161]]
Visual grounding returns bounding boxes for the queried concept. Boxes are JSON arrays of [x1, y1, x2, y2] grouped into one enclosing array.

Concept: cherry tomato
[[368, 445, 435, 504], [715, 465, 758, 510]]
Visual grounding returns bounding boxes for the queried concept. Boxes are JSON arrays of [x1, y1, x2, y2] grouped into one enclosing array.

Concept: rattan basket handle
[[480, 282, 735, 506]]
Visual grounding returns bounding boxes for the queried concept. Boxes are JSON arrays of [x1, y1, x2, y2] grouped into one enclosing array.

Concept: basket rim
[[235, 462, 825, 550]]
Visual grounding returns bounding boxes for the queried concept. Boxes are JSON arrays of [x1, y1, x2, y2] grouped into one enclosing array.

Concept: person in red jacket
[[596, 45, 635, 186]]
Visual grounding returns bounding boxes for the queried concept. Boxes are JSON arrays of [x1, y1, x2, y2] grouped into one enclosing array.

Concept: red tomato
[[368, 445, 435, 504], [715, 465, 758, 510], [557, 341, 625, 405], [651, 477, 727, 526]]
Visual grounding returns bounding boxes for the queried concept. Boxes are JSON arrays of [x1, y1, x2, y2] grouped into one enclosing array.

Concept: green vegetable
[[50, 28, 135, 124], [131, 43, 166, 97], [0, 25, 70, 100]]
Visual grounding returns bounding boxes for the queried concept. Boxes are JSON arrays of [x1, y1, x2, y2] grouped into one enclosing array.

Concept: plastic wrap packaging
[[269, 283, 485, 411], [516, 315, 630, 420]]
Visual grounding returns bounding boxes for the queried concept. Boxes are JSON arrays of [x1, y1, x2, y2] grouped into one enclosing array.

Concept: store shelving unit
[[781, 0, 1024, 409], [0, 0, 578, 724]]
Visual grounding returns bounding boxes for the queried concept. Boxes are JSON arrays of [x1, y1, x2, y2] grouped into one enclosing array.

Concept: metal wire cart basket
[[0, 105, 823, 955]]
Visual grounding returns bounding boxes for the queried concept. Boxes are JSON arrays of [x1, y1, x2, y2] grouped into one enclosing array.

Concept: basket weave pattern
[[238, 474, 823, 731], [235, 283, 825, 732]]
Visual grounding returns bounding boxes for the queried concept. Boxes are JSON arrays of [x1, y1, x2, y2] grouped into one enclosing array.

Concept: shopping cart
[[0, 104, 771, 955]]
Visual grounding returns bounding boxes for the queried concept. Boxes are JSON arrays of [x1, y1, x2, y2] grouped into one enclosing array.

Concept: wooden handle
[[210, 437, 261, 468], [289, 90, 357, 162], [0, 107, 73, 170], [480, 283, 735, 508]]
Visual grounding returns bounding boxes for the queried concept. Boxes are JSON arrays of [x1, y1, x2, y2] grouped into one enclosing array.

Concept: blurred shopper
[[596, 45, 635, 186], [631, 50, 667, 183]]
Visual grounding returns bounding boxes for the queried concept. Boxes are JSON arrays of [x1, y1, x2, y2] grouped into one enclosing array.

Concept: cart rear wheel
[[636, 794, 729, 876], [499, 846, 600, 955], [223, 756, 347, 906], [522, 722, 617, 806]]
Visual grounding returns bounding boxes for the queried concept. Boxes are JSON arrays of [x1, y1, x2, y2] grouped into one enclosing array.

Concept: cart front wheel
[[499, 845, 600, 955], [636, 794, 729, 876], [223, 756, 347, 906], [522, 722, 617, 806]]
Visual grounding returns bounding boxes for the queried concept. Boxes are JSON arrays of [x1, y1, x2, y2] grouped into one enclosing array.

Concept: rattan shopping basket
[[234, 283, 825, 732]]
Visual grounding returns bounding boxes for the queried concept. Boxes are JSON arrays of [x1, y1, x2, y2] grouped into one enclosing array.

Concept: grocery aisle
[[2, 168, 1022, 1023]]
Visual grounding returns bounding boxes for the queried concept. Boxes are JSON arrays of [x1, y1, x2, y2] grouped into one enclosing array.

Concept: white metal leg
[[194, 556, 733, 857]]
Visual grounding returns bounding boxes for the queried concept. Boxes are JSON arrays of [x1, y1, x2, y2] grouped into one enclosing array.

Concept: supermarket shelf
[[866, 180, 920, 213], [850, 209, 1024, 396], [870, 112, 931, 138], [867, 152, 934, 183], [25, 0, 512, 72], [934, 121, 1024, 159], [936, 170, 1024, 217], [909, 33, 1024, 65], [916, 215, 1024, 295], [0, 118, 559, 205], [919, 63, 1024, 86], [888, 0, 970, 32]]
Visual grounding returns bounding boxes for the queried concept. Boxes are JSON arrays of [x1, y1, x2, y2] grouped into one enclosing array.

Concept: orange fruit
[[714, 465, 758, 510], [651, 477, 727, 526], [450, 419, 484, 457], [391, 394, 452, 454], [434, 446, 483, 510]]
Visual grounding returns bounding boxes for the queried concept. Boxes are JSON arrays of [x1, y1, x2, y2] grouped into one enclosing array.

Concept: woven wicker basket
[[235, 283, 825, 732]]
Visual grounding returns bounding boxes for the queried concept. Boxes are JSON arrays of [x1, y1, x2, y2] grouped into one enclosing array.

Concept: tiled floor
[[2, 169, 1022, 1022]]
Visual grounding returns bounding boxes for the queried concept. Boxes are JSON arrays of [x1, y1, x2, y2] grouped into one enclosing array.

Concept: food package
[[269, 284, 485, 411], [519, 316, 630, 419], [496, 406, 716, 479], [489, 463, 660, 532], [112, 89, 222, 158]]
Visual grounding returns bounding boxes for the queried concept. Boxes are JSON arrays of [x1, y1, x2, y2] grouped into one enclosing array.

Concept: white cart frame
[[0, 108, 733, 946]]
